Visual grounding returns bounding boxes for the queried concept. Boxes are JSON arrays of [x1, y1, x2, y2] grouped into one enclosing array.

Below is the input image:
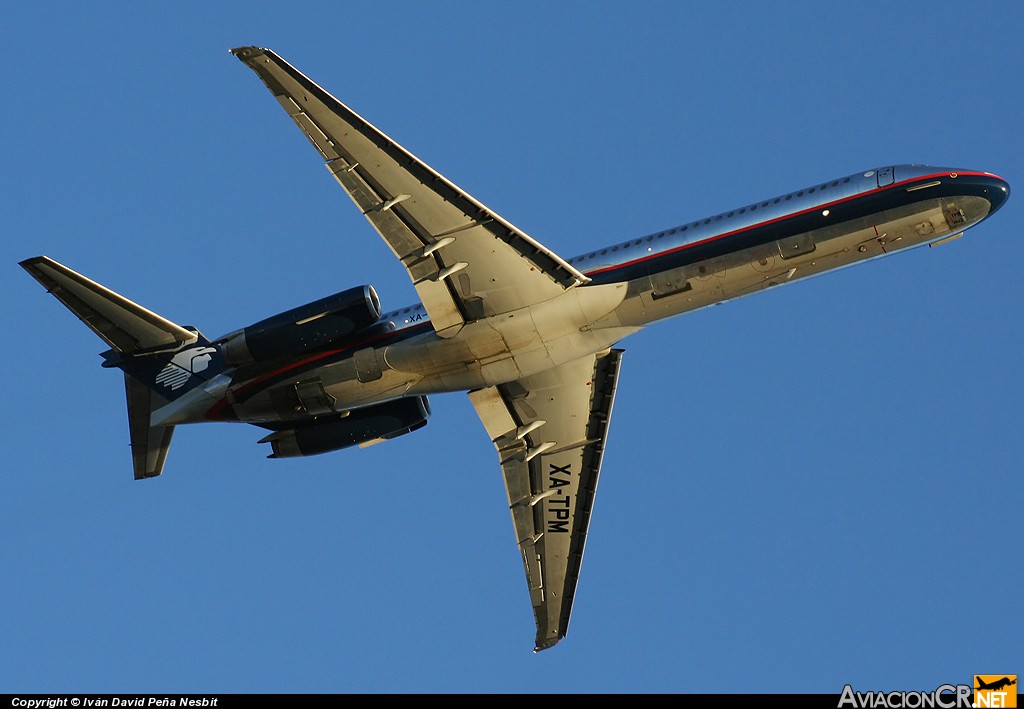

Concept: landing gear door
[[876, 166, 895, 187]]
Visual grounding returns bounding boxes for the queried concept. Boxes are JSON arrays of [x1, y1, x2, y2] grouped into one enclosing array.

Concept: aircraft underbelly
[[228, 284, 633, 422], [382, 282, 632, 390], [228, 193, 992, 425], [617, 195, 987, 327]]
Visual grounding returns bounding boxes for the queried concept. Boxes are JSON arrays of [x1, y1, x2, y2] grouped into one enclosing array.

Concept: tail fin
[[20, 256, 222, 479], [124, 373, 175, 479]]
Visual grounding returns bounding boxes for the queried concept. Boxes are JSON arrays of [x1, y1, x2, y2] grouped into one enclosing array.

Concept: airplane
[[20, 46, 1010, 653], [976, 677, 1017, 692]]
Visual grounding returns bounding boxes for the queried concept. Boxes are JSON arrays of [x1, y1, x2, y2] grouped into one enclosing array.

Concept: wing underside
[[231, 46, 589, 337], [469, 349, 624, 651]]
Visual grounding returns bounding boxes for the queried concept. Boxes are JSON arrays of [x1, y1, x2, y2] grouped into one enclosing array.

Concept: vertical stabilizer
[[124, 374, 175, 479], [20, 256, 219, 479]]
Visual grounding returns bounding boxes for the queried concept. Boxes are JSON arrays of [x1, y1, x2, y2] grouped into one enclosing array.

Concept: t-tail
[[19, 256, 226, 479]]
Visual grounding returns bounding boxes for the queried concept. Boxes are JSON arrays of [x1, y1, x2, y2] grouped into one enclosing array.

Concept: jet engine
[[219, 285, 382, 365], [258, 396, 431, 458]]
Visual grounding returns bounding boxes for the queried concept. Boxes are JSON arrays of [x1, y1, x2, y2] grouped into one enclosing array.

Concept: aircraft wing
[[468, 348, 624, 651], [231, 46, 589, 338]]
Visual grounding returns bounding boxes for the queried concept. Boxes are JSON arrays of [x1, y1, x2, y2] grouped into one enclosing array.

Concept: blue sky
[[2, 1, 1021, 694]]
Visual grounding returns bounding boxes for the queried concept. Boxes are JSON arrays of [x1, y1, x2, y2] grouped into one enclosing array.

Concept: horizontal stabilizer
[[20, 256, 196, 353]]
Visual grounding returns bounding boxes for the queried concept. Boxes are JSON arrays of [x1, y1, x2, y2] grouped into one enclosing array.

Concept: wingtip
[[19, 255, 55, 280], [229, 46, 265, 59], [533, 636, 563, 653], [18, 255, 44, 270]]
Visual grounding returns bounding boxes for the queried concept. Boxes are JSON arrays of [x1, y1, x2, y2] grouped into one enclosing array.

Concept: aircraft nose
[[983, 173, 1010, 215]]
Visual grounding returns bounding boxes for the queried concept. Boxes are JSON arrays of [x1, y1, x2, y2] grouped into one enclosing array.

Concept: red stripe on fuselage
[[204, 321, 433, 420], [582, 171, 994, 278]]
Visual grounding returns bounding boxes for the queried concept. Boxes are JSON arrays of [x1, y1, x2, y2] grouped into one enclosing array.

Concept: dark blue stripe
[[583, 174, 1005, 286]]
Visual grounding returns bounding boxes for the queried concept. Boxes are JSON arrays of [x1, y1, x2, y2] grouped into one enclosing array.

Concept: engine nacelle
[[260, 396, 431, 458], [220, 285, 381, 365]]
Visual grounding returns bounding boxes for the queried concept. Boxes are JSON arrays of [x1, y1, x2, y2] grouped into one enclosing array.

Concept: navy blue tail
[[102, 330, 227, 402]]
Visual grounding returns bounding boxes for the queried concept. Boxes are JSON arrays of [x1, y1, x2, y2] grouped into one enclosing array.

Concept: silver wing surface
[[469, 349, 624, 651], [231, 46, 590, 338]]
